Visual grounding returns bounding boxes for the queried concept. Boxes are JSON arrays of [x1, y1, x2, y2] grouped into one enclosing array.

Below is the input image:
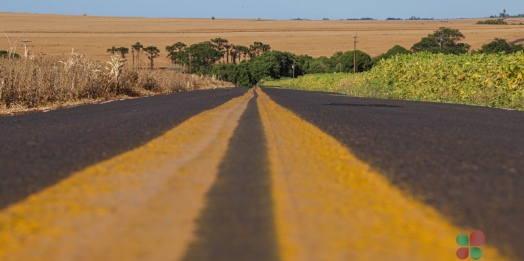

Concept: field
[[1, 12, 524, 68], [263, 52, 524, 110]]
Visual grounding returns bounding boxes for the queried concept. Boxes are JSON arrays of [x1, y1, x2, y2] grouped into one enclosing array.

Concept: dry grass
[[0, 51, 233, 115], [1, 12, 524, 68]]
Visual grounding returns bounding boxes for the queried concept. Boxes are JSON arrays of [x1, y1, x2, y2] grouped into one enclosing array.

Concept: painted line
[[0, 89, 254, 261], [257, 88, 510, 261], [181, 91, 280, 261]]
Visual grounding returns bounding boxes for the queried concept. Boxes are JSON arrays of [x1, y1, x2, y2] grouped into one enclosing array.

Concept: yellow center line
[[257, 88, 511, 261], [0, 90, 254, 261]]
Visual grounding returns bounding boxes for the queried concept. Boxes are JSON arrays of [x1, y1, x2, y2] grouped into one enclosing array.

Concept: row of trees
[[106, 39, 272, 72], [107, 44, 160, 70], [96, 27, 524, 87]]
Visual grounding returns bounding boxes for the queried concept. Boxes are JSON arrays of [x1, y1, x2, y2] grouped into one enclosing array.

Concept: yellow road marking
[[257, 88, 511, 261], [0, 90, 253, 261]]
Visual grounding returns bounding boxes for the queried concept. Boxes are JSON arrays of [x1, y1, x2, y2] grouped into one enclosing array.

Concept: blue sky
[[2, 0, 522, 20]]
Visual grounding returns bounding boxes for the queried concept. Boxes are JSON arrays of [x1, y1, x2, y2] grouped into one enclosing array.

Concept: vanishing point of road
[[1, 87, 523, 261]]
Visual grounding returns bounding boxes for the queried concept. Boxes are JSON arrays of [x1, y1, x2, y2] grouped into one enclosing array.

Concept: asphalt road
[[0, 88, 246, 209], [1, 87, 523, 260], [263, 88, 524, 259]]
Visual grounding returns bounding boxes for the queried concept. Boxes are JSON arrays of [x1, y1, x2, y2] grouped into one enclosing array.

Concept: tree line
[[102, 28, 524, 87], [106, 38, 271, 72]]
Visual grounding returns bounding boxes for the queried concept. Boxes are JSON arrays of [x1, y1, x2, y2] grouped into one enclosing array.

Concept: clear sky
[[2, 0, 523, 20]]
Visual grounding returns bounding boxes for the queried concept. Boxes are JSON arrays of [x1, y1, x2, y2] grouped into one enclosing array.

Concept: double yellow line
[[0, 88, 511, 260]]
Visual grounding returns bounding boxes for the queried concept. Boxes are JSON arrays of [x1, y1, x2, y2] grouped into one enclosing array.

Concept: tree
[[411, 27, 470, 54], [373, 45, 411, 64], [116, 47, 129, 58], [107, 46, 118, 55], [143, 46, 160, 70], [235, 45, 250, 62], [210, 38, 228, 62], [248, 50, 296, 82], [166, 42, 187, 64], [476, 38, 524, 54], [231, 45, 245, 64], [131, 42, 143, 69], [250, 41, 271, 57], [330, 50, 373, 73], [180, 41, 223, 74], [223, 43, 232, 63]]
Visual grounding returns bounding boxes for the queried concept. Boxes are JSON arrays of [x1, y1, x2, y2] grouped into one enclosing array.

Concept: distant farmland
[[1, 12, 524, 67]]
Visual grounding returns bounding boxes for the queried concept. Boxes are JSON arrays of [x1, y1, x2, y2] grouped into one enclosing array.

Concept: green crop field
[[262, 52, 524, 110]]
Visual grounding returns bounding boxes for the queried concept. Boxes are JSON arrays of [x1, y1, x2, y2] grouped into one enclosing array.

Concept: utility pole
[[292, 59, 295, 78], [21, 39, 32, 59], [353, 35, 358, 74]]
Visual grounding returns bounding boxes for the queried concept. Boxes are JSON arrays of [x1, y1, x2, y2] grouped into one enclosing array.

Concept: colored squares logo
[[456, 230, 486, 260]]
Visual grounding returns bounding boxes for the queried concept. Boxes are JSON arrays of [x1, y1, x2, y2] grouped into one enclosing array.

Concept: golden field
[[1, 12, 524, 67]]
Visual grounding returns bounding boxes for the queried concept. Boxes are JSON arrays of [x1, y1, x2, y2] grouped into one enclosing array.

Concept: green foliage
[[210, 50, 296, 87], [181, 41, 223, 74], [131, 42, 143, 53], [166, 42, 187, 64], [143, 46, 160, 69], [373, 45, 411, 64], [475, 38, 524, 54], [477, 19, 508, 25], [107, 46, 117, 55], [0, 50, 20, 59], [263, 52, 524, 110], [329, 50, 373, 73], [250, 41, 271, 57], [262, 73, 357, 93], [108, 47, 129, 58], [302, 56, 331, 74], [411, 27, 470, 54]]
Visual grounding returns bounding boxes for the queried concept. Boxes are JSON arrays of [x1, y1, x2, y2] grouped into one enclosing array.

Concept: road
[[0, 87, 523, 260]]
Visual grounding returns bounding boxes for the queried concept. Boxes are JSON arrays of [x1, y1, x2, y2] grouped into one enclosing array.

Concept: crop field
[[1, 12, 524, 67], [263, 52, 524, 110]]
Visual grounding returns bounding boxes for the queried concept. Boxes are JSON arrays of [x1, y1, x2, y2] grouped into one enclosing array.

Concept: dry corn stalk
[[106, 54, 126, 84]]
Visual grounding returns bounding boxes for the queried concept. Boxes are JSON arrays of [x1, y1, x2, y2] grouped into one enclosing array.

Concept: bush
[[373, 45, 411, 64], [475, 38, 524, 54], [329, 50, 373, 73], [0, 50, 20, 59], [477, 19, 508, 25]]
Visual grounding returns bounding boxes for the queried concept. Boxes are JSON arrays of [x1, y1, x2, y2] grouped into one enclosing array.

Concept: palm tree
[[143, 46, 160, 70], [131, 42, 143, 69]]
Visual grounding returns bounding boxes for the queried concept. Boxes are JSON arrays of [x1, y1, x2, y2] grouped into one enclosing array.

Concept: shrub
[[477, 19, 508, 25]]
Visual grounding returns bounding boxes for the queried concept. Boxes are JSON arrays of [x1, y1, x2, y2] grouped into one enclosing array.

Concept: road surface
[[0, 87, 523, 260]]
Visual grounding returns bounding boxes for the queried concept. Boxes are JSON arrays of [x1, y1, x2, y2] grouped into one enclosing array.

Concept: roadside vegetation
[[3, 20, 524, 113], [0, 51, 232, 114], [265, 52, 524, 109], [263, 27, 524, 110]]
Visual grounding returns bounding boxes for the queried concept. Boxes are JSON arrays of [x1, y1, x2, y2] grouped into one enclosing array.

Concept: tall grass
[[0, 51, 233, 113]]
